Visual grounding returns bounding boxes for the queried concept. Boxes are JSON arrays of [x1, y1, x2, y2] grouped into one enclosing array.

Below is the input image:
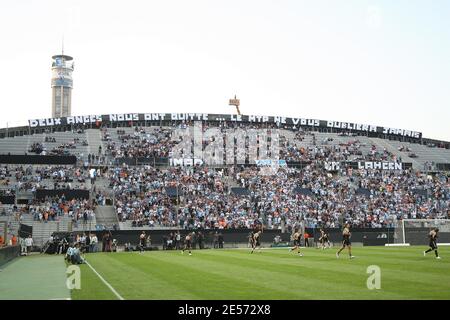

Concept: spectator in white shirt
[[90, 233, 98, 253], [25, 235, 34, 255]]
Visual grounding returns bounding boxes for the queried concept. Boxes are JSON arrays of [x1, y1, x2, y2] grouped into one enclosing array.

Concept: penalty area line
[[84, 260, 125, 300]]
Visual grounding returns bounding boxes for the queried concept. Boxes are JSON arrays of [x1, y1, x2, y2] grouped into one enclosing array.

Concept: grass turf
[[0, 255, 70, 300], [70, 246, 450, 300]]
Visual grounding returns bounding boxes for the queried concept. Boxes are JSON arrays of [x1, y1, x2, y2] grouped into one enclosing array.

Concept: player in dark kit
[[182, 232, 194, 256], [423, 228, 441, 259], [248, 231, 254, 248], [336, 223, 355, 259], [319, 228, 330, 250], [139, 231, 146, 254], [251, 231, 262, 254], [289, 229, 303, 256]]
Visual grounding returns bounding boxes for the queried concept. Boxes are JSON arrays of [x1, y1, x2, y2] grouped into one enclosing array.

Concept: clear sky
[[0, 0, 449, 141]]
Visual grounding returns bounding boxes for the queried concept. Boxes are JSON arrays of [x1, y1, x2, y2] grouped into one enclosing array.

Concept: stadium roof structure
[[0, 112, 449, 147]]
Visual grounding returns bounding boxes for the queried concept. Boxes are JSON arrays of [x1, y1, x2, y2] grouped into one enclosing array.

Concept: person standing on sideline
[[139, 231, 146, 254], [11, 234, 18, 246], [197, 231, 204, 249], [20, 236, 27, 255], [90, 233, 98, 253], [85, 232, 91, 253], [248, 231, 254, 248], [146, 234, 152, 248], [304, 232, 310, 247], [218, 232, 224, 249], [175, 231, 181, 250], [213, 232, 219, 249], [162, 235, 168, 250], [25, 235, 34, 255], [191, 232, 197, 250]]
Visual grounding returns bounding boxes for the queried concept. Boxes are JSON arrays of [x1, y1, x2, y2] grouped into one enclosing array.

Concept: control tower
[[51, 54, 74, 118]]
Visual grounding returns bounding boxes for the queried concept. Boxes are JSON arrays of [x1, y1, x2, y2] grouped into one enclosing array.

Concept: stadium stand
[[0, 113, 448, 247]]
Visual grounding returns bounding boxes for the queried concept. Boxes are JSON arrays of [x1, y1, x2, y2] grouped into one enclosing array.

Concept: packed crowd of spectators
[[1, 125, 449, 233], [96, 125, 449, 230], [235, 165, 449, 230], [28, 196, 95, 225], [107, 162, 449, 231], [109, 165, 264, 229]]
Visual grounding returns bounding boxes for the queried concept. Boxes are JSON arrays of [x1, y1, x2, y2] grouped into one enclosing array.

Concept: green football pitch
[[1, 246, 449, 300]]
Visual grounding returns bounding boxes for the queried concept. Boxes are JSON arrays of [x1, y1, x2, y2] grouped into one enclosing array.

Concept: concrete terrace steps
[[93, 176, 112, 189], [385, 139, 450, 166], [94, 205, 119, 229], [0, 136, 31, 154], [1, 126, 449, 166], [86, 129, 104, 156], [368, 137, 422, 169], [19, 214, 71, 247], [19, 215, 98, 246]]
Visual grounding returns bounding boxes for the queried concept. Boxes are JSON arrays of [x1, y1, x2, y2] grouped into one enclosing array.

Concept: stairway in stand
[[94, 206, 119, 230]]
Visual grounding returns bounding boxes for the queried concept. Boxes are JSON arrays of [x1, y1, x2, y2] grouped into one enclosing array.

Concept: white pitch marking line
[[85, 260, 125, 300]]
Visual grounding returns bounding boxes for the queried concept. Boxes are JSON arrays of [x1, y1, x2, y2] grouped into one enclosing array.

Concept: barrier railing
[[0, 245, 20, 267]]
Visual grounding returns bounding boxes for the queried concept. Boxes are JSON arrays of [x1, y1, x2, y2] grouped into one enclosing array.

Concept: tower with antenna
[[51, 43, 74, 118]]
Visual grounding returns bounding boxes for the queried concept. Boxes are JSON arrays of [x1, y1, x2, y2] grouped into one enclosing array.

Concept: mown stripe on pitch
[[138, 251, 401, 299], [206, 248, 450, 276], [84, 260, 124, 300], [87, 252, 286, 299], [202, 249, 450, 289], [72, 263, 119, 300], [84, 253, 201, 299], [180, 249, 450, 298], [185, 253, 372, 293], [79, 249, 450, 300], [132, 253, 299, 299]]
